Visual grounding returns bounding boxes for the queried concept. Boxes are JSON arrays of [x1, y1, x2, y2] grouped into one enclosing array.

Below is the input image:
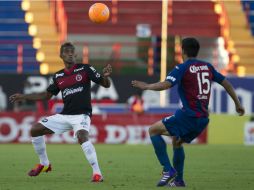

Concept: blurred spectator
[[127, 90, 147, 114], [0, 86, 7, 111]]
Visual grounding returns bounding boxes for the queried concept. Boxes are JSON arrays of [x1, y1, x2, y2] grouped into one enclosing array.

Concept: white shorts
[[39, 114, 91, 137]]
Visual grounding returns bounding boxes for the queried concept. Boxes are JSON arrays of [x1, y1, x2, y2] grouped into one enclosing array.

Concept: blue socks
[[150, 135, 172, 172], [173, 146, 185, 181], [150, 135, 185, 181]]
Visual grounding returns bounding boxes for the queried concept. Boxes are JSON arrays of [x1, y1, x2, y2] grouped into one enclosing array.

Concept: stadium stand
[[242, 0, 254, 35], [224, 1, 254, 75], [0, 0, 39, 73], [170, 1, 221, 37], [23, 0, 64, 73], [64, 1, 161, 35], [1, 0, 253, 75], [63, 1, 224, 74], [64, 1, 220, 36]]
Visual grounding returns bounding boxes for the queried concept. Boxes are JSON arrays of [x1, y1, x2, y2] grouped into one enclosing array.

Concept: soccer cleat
[[157, 168, 177, 187], [91, 174, 104, 182], [168, 180, 186, 187], [28, 164, 52, 176]]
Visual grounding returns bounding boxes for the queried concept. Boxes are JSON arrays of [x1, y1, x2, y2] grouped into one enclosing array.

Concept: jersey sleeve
[[47, 76, 60, 95], [209, 64, 225, 84], [165, 65, 185, 87], [86, 65, 103, 84]]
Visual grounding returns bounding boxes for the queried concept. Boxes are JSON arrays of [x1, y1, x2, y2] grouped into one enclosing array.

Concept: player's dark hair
[[181, 37, 200, 57], [60, 42, 75, 55]]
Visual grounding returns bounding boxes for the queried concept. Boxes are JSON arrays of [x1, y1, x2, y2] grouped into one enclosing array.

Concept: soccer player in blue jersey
[[132, 37, 245, 187]]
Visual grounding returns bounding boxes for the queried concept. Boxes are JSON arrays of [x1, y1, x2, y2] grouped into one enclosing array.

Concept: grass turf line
[[0, 144, 253, 190]]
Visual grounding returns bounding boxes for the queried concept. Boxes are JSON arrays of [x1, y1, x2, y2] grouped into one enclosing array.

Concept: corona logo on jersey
[[189, 65, 209, 73], [62, 87, 84, 98]]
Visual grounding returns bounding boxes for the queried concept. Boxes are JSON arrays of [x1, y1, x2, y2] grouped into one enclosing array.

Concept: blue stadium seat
[[0, 36, 33, 40], [23, 65, 40, 72], [0, 1, 21, 6], [241, 0, 254, 36], [0, 0, 39, 73], [0, 23, 28, 31], [0, 65, 17, 72], [242, 1, 254, 10]]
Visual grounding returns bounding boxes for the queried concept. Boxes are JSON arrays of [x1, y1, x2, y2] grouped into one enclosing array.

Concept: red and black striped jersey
[[47, 64, 103, 116]]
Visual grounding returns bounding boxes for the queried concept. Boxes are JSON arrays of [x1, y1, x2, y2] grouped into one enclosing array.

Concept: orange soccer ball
[[88, 3, 110, 24]]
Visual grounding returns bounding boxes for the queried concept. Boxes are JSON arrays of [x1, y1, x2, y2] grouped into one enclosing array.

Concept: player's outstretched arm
[[220, 79, 245, 116], [132, 80, 171, 91], [100, 64, 112, 88], [9, 91, 53, 103]]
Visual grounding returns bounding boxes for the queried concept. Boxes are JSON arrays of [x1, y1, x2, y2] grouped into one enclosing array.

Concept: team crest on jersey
[[76, 74, 82, 81]]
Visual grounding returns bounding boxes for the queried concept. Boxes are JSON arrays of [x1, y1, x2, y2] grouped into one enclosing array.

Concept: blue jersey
[[166, 59, 225, 118]]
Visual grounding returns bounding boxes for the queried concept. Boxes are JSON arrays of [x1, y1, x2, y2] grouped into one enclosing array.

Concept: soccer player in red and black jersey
[[9, 42, 112, 182]]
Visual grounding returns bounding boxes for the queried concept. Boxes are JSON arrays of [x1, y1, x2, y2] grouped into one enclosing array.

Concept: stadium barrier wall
[[1, 74, 254, 114], [0, 112, 207, 144], [1, 112, 252, 145], [208, 114, 252, 145]]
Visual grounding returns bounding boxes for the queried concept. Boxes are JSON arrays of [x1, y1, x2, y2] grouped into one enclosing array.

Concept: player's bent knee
[[76, 130, 89, 144], [148, 126, 157, 136], [172, 137, 183, 148], [149, 125, 164, 136], [30, 123, 53, 137], [149, 122, 167, 136], [30, 123, 44, 137], [30, 127, 37, 137]]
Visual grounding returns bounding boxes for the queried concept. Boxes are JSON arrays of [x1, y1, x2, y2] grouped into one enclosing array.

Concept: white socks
[[31, 136, 49, 166], [81, 141, 102, 175], [31, 137, 101, 175]]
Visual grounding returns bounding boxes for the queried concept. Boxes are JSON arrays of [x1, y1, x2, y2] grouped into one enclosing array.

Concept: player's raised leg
[[77, 129, 103, 182], [28, 123, 54, 176], [149, 121, 177, 186]]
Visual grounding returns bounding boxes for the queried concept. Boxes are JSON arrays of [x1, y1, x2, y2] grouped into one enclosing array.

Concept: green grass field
[[0, 144, 253, 190]]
